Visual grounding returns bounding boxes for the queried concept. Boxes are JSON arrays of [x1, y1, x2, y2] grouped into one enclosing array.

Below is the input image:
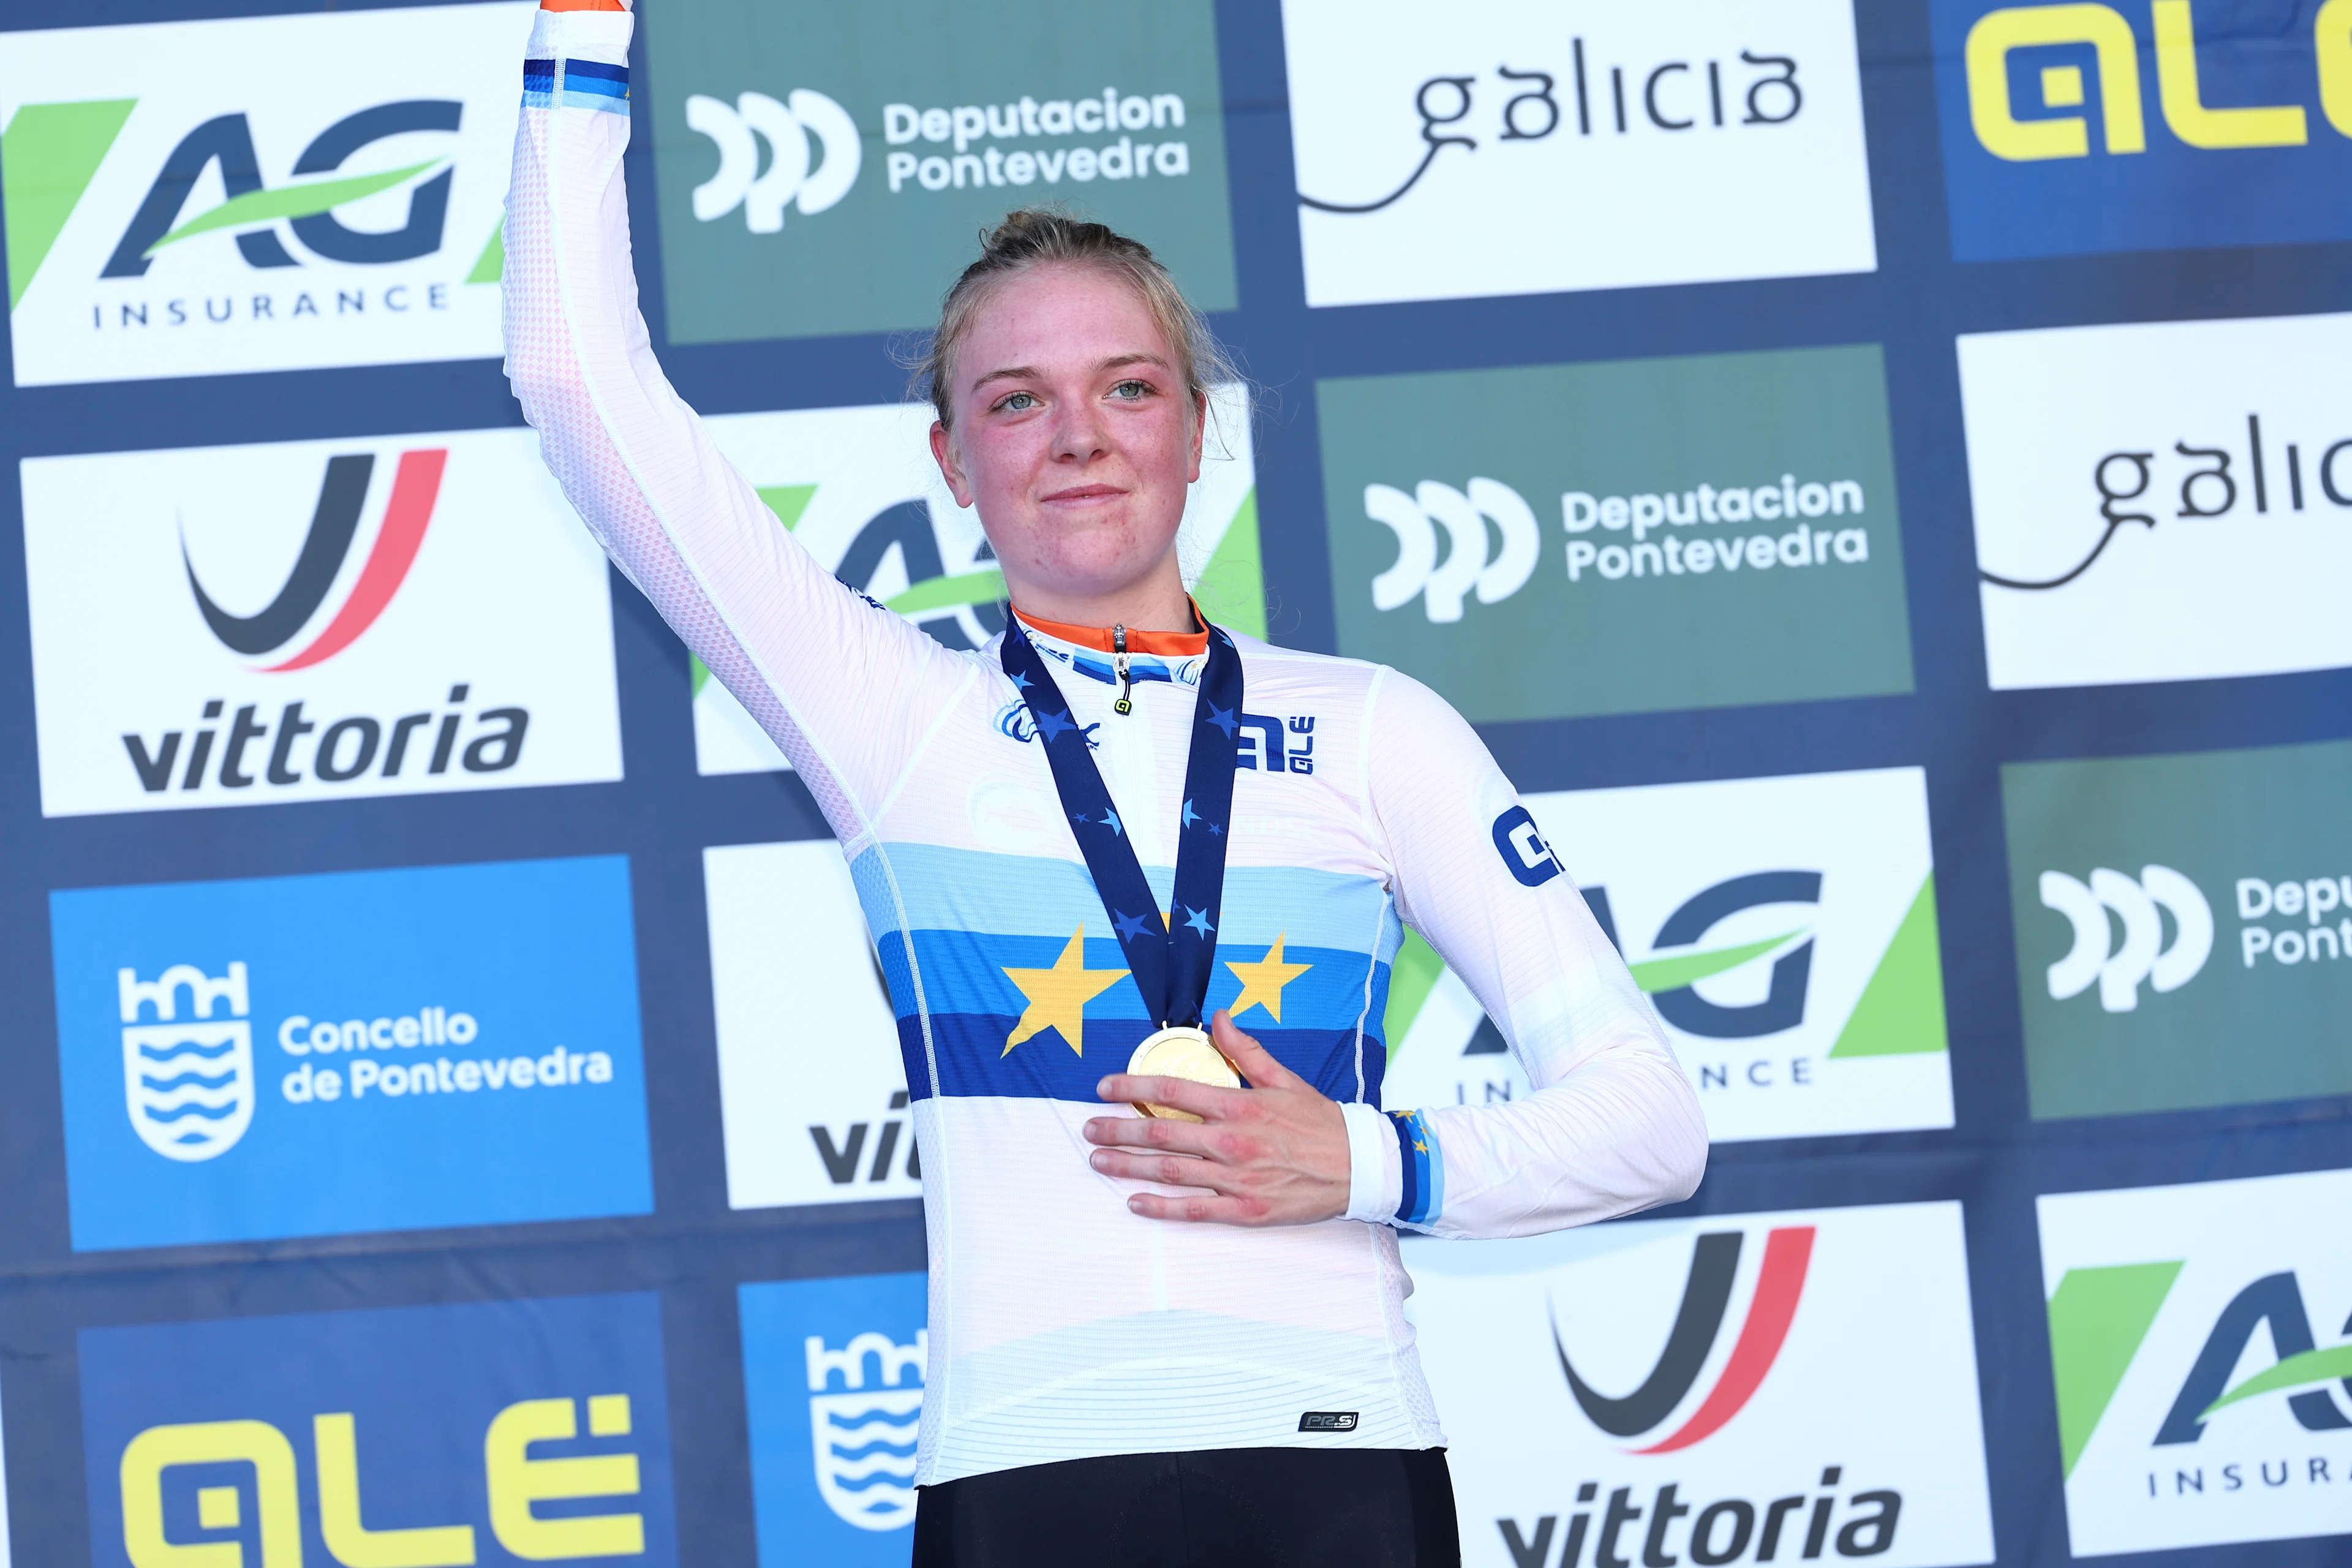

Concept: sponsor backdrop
[[0, 1, 2345, 1566]]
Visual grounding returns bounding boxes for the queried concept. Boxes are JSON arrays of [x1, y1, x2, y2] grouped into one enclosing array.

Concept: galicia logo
[[688, 90, 861, 231], [0, 7, 528, 385], [2039, 864, 2213, 1011], [186, 448, 444, 670], [1555, 1226, 1816, 1453]]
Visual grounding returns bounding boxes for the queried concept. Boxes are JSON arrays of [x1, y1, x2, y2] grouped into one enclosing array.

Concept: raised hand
[[1084, 1011, 1352, 1227]]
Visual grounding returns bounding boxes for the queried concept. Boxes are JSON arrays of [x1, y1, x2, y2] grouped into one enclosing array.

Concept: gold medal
[[1127, 1025, 1240, 1122]]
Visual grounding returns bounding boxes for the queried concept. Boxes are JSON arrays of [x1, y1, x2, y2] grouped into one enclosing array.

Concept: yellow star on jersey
[[1224, 932, 1313, 1024], [1001, 925, 1129, 1057]]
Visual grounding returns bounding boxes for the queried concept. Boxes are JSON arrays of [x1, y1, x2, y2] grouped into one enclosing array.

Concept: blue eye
[[1111, 380, 1150, 400], [998, 391, 1039, 412]]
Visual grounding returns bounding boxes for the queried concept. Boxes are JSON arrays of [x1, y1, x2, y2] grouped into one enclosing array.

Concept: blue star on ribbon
[[1207, 704, 1239, 738], [1208, 821, 1223, 836], [1180, 798, 1200, 829], [1112, 909, 1155, 941], [1009, 671, 1032, 692], [1035, 708, 1077, 743], [1182, 905, 1215, 938], [1098, 807, 1124, 836]]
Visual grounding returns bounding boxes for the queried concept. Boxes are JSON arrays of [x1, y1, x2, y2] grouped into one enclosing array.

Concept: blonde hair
[[914, 208, 1238, 435]]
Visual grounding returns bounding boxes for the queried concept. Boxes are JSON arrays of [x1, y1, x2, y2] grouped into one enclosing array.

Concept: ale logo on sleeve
[[20, 428, 622, 818], [0, 3, 531, 385], [50, 856, 654, 1251], [2038, 1167, 2352, 1556], [1403, 1201, 1994, 1568], [1386, 768, 1951, 1144], [1961, 311, 2352, 690], [79, 1292, 678, 1568], [1281, 0, 1875, 307], [705, 840, 920, 1210], [690, 394, 1261, 775], [1319, 346, 1913, 723], [641, 0, 1233, 344], [2003, 737, 2352, 1120], [739, 1272, 927, 1562], [1931, 0, 2352, 260]]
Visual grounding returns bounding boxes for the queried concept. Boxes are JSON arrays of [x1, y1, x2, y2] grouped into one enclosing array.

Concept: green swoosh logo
[[148, 159, 443, 254], [2203, 1343, 2352, 1418], [886, 568, 1006, 616], [1629, 929, 1806, 993]]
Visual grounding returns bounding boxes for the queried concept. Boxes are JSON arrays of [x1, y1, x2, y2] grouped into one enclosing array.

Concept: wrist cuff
[[1340, 1101, 1400, 1224]]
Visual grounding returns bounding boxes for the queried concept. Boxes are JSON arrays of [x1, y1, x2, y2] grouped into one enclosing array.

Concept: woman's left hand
[[1084, 1011, 1352, 1226]]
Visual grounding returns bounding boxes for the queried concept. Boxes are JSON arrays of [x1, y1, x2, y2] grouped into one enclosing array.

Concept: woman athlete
[[508, 3, 1705, 1563]]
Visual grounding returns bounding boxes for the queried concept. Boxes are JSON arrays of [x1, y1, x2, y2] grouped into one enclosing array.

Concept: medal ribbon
[[1000, 618, 1243, 1030]]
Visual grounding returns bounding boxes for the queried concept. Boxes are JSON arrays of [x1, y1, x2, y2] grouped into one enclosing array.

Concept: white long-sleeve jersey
[[504, 6, 1704, 1482]]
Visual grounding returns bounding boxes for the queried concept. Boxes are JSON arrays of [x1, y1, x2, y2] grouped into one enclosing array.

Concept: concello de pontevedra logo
[[1555, 1225, 1816, 1452]]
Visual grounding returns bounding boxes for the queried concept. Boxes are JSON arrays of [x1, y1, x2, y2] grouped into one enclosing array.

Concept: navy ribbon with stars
[[1000, 617, 1243, 1031]]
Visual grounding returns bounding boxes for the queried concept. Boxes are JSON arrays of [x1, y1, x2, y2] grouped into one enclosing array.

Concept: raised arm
[[503, 0, 976, 839], [1357, 671, 1707, 1238]]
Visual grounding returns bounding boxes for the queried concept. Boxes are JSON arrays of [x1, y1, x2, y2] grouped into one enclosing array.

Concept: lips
[[1040, 484, 1127, 505]]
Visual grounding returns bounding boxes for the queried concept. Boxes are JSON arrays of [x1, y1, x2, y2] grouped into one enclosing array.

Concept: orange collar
[[1012, 600, 1210, 657]]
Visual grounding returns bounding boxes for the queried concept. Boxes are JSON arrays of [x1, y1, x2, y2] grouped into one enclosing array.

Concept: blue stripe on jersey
[[851, 843, 1396, 958], [563, 58, 628, 86], [1389, 1109, 1441, 1229], [522, 58, 554, 110]]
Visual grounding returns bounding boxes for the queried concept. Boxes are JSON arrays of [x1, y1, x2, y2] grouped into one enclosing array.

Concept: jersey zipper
[[1112, 625, 1134, 715]]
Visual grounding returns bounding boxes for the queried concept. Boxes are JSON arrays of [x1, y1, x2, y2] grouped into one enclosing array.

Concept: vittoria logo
[[690, 398, 1260, 777], [0, 4, 531, 385], [1406, 1202, 1994, 1568], [1390, 769, 1952, 1145], [21, 429, 622, 817], [2039, 1168, 2352, 1555], [51, 856, 654, 1251], [739, 1272, 929, 1559], [1556, 1226, 1815, 1452], [1282, 0, 1874, 307], [1962, 312, 2352, 692]]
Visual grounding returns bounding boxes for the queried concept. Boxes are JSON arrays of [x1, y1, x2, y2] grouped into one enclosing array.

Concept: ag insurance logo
[[49, 856, 654, 1251], [643, 0, 1232, 344], [690, 395, 1261, 775], [2003, 737, 2352, 1121], [1961, 310, 2352, 691], [1385, 768, 1951, 1145], [1282, 0, 1875, 307], [20, 428, 622, 818], [739, 1272, 927, 1564], [0, 4, 531, 385], [79, 1292, 679, 1568], [1321, 346, 1913, 725], [705, 840, 921, 1211], [1931, 0, 2352, 260], [1405, 1202, 1993, 1568], [2040, 1167, 2352, 1556]]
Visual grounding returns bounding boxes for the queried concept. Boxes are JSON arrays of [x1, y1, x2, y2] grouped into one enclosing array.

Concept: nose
[[1049, 395, 1112, 466]]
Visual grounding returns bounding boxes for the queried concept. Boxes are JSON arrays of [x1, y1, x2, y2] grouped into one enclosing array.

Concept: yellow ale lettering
[[120, 1420, 302, 1568], [2152, 0, 2308, 146], [484, 1396, 644, 1560], [314, 1412, 478, 1567], [1966, 4, 2146, 159]]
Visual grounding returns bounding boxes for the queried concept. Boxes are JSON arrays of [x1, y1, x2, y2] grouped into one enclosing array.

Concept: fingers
[[1082, 1107, 1226, 1157], [1093, 1072, 1251, 1123], [1085, 1146, 1218, 1189], [1211, 1011, 1299, 1088], [1124, 1189, 1270, 1225]]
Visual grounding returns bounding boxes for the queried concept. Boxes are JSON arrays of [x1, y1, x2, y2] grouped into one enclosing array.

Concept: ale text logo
[[1283, 0, 1874, 307], [0, 4, 530, 385], [1932, 0, 2352, 260], [21, 429, 622, 818], [79, 1292, 678, 1568]]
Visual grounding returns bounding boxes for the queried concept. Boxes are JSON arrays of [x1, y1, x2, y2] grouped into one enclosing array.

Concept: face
[[930, 262, 1204, 616]]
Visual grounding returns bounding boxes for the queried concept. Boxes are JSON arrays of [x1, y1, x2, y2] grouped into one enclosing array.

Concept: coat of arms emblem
[[118, 962, 254, 1162]]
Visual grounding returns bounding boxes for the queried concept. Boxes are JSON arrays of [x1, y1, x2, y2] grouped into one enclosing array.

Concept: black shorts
[[913, 1446, 1461, 1568]]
